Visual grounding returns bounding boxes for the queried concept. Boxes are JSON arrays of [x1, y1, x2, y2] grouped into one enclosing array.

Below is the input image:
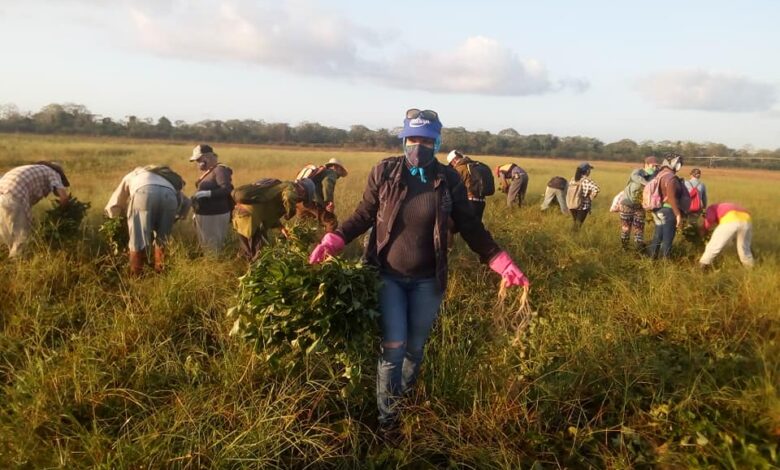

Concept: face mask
[[404, 144, 435, 168], [646, 167, 656, 176], [673, 161, 682, 172], [197, 160, 209, 171]]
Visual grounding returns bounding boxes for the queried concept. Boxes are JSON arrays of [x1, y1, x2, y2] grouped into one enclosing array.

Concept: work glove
[[326, 202, 335, 213], [308, 232, 345, 264], [489, 251, 530, 288], [193, 190, 211, 199]]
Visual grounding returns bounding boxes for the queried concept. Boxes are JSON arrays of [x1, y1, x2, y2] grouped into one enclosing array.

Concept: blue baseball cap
[[398, 115, 443, 140]]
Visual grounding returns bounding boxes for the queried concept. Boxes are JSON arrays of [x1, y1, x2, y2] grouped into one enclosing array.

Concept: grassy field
[[0, 133, 778, 468]]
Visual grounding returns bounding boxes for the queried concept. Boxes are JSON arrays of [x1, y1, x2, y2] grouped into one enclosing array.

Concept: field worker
[[232, 178, 336, 261], [540, 176, 568, 214], [496, 162, 529, 208], [295, 158, 349, 213], [105, 166, 189, 275], [684, 168, 708, 225], [566, 162, 600, 231], [308, 108, 529, 433], [647, 153, 686, 259], [0, 161, 71, 258], [698, 202, 754, 269], [446, 150, 494, 222], [189, 144, 234, 253], [618, 156, 658, 251]]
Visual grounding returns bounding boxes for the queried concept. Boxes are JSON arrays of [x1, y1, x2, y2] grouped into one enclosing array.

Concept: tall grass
[[1, 134, 778, 468]]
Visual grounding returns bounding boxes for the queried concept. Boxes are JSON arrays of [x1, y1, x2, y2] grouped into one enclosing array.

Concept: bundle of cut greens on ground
[[228, 223, 380, 391], [40, 196, 90, 243], [98, 216, 129, 255]]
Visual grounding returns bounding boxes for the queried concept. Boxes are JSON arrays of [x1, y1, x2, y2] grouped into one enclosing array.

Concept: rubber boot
[[153, 245, 165, 273], [129, 250, 146, 276]]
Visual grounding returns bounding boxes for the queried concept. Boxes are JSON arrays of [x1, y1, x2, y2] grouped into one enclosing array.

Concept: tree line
[[1, 103, 779, 170]]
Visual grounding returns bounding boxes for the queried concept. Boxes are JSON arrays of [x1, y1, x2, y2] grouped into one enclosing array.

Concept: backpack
[[232, 178, 282, 204], [610, 191, 625, 213], [465, 161, 495, 198], [566, 179, 583, 209], [296, 164, 324, 181], [677, 177, 691, 214], [688, 182, 702, 212], [641, 175, 664, 210], [145, 165, 184, 191]]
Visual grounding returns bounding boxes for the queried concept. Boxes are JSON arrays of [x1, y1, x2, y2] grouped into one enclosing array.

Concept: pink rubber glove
[[308, 232, 345, 264], [489, 251, 530, 287]]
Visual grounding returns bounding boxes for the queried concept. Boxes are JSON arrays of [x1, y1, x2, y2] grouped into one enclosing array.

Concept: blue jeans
[[647, 207, 677, 259], [128, 185, 178, 252], [376, 274, 443, 424]]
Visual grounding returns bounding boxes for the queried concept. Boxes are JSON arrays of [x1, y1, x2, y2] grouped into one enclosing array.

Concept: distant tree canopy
[[1, 103, 778, 169]]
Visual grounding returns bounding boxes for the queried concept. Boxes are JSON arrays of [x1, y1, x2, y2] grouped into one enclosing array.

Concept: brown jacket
[[452, 157, 477, 199]]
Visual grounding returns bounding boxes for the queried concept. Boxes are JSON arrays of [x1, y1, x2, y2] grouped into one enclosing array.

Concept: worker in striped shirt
[[0, 162, 70, 258]]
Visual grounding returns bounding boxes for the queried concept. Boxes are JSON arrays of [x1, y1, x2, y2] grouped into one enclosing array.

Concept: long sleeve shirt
[[105, 167, 187, 219], [622, 168, 652, 207], [338, 156, 501, 292], [319, 168, 339, 205], [703, 203, 750, 231], [194, 164, 234, 215], [658, 169, 684, 218], [0, 165, 65, 220], [578, 176, 600, 210], [547, 176, 567, 190]]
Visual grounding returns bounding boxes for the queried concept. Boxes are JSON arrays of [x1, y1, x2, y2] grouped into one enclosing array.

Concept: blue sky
[[1, 0, 778, 149]]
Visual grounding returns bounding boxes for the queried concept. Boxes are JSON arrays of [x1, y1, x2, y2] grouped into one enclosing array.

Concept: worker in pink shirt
[[698, 202, 754, 268]]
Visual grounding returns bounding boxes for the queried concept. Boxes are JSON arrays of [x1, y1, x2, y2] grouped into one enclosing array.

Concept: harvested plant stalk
[[98, 216, 129, 255]]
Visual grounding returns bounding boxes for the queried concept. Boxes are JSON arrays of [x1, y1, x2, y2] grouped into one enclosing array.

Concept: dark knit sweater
[[378, 165, 436, 278]]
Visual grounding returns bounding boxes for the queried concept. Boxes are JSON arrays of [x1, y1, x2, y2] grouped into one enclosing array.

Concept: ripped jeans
[[377, 273, 443, 424]]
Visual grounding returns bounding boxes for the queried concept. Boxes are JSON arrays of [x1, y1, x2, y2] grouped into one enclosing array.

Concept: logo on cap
[[409, 118, 430, 128]]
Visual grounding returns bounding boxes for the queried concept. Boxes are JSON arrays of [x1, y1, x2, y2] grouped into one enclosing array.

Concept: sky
[[0, 0, 778, 149]]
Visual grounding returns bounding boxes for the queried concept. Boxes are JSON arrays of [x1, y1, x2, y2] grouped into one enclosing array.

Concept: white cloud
[[123, 0, 583, 96], [378, 36, 586, 96], [638, 70, 777, 112], [127, 0, 379, 76]]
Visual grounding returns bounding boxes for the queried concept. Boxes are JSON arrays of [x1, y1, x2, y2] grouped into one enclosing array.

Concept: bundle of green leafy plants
[[98, 216, 129, 255], [228, 223, 380, 391], [40, 196, 90, 243], [681, 223, 706, 247]]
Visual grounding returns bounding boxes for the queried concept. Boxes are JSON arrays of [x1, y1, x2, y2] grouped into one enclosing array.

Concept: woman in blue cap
[[308, 108, 530, 432]]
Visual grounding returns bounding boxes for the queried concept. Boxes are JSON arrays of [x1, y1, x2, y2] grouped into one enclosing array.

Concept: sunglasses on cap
[[405, 108, 439, 121]]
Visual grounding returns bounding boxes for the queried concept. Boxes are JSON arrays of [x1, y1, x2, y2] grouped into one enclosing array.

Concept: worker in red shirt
[[698, 202, 754, 268]]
